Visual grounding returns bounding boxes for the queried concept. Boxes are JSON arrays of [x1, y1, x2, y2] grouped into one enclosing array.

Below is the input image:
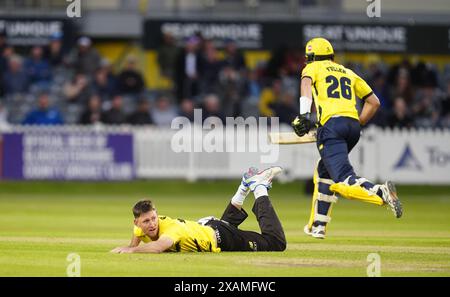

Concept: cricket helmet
[[305, 37, 334, 63]]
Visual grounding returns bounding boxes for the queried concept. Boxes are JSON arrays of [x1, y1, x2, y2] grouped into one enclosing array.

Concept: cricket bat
[[268, 130, 317, 144]]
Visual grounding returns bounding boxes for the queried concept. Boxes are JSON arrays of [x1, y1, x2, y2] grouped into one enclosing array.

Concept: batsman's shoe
[[304, 224, 326, 239], [311, 225, 326, 239], [304, 224, 312, 236], [245, 166, 283, 192], [330, 181, 384, 206], [378, 181, 403, 218]]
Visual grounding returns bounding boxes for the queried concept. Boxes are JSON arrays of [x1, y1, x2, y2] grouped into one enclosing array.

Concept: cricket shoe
[[377, 181, 403, 218], [304, 224, 326, 239], [244, 166, 283, 192], [197, 216, 217, 226], [303, 224, 312, 236], [240, 167, 260, 194]]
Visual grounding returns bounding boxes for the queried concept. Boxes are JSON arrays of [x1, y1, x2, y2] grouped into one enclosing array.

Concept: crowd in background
[[1, 31, 450, 129]]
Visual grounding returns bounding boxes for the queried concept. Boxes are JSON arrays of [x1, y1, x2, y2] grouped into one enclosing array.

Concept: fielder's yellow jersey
[[301, 60, 373, 126], [133, 216, 221, 253]]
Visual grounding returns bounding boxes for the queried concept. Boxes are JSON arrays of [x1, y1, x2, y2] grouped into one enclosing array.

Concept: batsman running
[[291, 37, 403, 239]]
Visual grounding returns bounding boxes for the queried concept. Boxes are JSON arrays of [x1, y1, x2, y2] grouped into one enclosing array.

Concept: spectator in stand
[[278, 67, 298, 99], [195, 31, 206, 55], [175, 36, 204, 102], [92, 66, 117, 101], [388, 59, 412, 85], [157, 32, 179, 80], [284, 48, 303, 77], [127, 99, 154, 125], [117, 55, 145, 96], [44, 32, 65, 67], [369, 71, 390, 127], [0, 45, 14, 75], [241, 69, 262, 118], [3, 55, 29, 95], [218, 65, 244, 117], [0, 32, 7, 56], [67, 36, 101, 77], [266, 45, 288, 79], [22, 92, 63, 125], [387, 97, 413, 129], [389, 67, 414, 104], [201, 94, 225, 123], [259, 79, 283, 117], [179, 98, 195, 122], [223, 39, 246, 71], [198, 37, 212, 59], [271, 92, 298, 125], [101, 59, 118, 91], [63, 73, 91, 104], [101, 95, 126, 125], [0, 102, 8, 127], [442, 79, 450, 128], [24, 46, 52, 89], [412, 81, 443, 128], [150, 95, 178, 127], [0, 46, 14, 97], [371, 71, 390, 108], [245, 69, 262, 102], [79, 94, 102, 125], [411, 62, 438, 88], [201, 40, 223, 95]]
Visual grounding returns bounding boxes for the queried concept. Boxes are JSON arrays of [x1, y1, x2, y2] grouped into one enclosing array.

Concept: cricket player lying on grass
[[111, 167, 286, 253], [291, 37, 403, 240]]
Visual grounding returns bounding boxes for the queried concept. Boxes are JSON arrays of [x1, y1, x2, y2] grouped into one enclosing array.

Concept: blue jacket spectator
[[0, 45, 13, 74], [24, 46, 52, 87], [92, 67, 117, 100], [23, 93, 63, 125], [44, 32, 65, 67], [223, 39, 246, 71]]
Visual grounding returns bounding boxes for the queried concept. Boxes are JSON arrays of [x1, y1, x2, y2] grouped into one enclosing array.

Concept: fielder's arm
[[359, 93, 381, 126], [111, 236, 173, 254], [132, 236, 173, 253], [129, 234, 141, 248], [110, 233, 141, 253]]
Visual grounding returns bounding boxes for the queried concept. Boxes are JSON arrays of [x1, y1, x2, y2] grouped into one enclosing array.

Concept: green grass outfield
[[0, 181, 449, 277]]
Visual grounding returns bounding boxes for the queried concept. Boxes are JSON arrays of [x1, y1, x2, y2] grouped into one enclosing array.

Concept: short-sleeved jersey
[[133, 216, 220, 253], [301, 60, 373, 126]]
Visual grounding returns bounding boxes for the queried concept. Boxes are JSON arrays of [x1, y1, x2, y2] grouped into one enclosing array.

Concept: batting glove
[[292, 113, 313, 137]]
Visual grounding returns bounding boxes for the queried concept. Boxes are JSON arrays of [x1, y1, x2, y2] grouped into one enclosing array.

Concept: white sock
[[231, 184, 249, 206], [253, 185, 268, 200]]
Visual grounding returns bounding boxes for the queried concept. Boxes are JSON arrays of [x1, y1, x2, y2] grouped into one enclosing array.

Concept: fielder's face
[[135, 210, 159, 238]]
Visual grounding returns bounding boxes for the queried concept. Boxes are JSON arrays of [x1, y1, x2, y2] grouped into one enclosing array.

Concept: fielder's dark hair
[[132, 199, 156, 218]]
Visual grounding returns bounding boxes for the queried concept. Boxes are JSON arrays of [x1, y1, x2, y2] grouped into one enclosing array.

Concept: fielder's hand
[[111, 246, 135, 254], [292, 113, 313, 137]]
